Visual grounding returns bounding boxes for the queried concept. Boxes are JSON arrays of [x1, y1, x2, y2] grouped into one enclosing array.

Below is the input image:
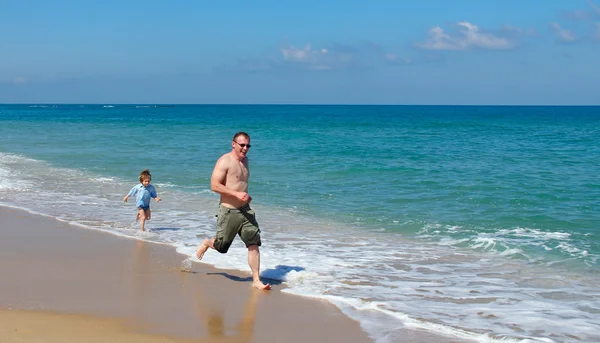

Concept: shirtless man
[[196, 132, 271, 290]]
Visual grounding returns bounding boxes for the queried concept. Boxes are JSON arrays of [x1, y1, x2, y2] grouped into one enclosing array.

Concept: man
[[196, 132, 271, 290]]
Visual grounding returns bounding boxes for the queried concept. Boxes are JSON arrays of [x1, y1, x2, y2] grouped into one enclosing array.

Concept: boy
[[124, 169, 161, 231]]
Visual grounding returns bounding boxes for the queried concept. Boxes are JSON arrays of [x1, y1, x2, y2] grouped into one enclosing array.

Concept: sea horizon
[[3, 103, 600, 107]]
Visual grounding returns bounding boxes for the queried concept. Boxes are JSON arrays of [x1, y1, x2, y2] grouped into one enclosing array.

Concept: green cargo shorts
[[213, 204, 261, 253]]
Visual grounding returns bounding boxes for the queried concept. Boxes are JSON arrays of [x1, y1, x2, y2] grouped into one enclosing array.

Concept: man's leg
[[248, 245, 271, 290], [196, 237, 215, 260], [197, 206, 236, 260]]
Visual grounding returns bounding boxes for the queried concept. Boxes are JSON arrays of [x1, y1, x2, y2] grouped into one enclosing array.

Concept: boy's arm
[[124, 185, 137, 202], [150, 185, 161, 202]]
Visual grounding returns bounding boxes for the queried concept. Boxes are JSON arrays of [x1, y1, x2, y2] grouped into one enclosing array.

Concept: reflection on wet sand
[[183, 271, 259, 343], [201, 290, 258, 342], [130, 241, 259, 342], [132, 240, 150, 318]]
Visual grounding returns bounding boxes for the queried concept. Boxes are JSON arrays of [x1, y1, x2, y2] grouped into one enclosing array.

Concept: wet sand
[[0, 206, 372, 343]]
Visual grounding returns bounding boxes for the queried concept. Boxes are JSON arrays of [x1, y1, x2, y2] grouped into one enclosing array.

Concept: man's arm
[[210, 157, 237, 197]]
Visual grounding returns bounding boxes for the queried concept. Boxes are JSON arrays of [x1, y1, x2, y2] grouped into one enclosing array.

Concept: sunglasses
[[233, 141, 252, 148]]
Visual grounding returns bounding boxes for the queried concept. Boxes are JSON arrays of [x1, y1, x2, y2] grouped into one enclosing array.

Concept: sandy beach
[[0, 206, 372, 343], [0, 205, 475, 343]]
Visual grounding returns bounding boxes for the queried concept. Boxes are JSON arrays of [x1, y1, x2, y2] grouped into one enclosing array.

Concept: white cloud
[[562, 1, 600, 21], [563, 9, 594, 21], [500, 25, 537, 37], [279, 44, 354, 70], [587, 1, 600, 41], [12, 77, 26, 84], [384, 53, 413, 65], [550, 22, 577, 42], [417, 22, 516, 50], [418, 26, 463, 50], [588, 0, 600, 16], [280, 44, 328, 63]]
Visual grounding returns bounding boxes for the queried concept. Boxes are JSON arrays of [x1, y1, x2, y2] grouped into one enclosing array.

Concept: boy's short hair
[[139, 169, 152, 182]]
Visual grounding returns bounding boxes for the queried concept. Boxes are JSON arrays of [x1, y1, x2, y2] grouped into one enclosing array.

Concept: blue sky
[[1, 0, 599, 105]]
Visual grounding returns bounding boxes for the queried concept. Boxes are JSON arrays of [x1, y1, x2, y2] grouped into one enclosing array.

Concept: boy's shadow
[[150, 227, 181, 232], [207, 265, 305, 286]]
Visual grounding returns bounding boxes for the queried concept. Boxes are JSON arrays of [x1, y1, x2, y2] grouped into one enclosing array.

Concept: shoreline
[[0, 206, 373, 342]]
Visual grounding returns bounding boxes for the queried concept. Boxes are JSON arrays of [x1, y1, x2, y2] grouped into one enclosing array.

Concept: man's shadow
[[207, 265, 305, 286]]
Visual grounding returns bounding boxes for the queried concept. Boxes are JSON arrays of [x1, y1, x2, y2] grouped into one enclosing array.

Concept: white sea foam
[[509, 227, 571, 240], [1, 153, 600, 343], [419, 222, 593, 263], [89, 177, 116, 183]]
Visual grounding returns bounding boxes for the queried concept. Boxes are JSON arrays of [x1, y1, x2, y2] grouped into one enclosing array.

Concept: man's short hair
[[233, 132, 250, 141]]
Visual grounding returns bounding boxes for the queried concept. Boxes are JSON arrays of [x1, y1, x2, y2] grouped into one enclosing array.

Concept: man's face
[[232, 136, 251, 158]]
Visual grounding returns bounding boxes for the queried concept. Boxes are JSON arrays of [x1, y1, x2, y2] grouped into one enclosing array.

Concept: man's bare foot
[[196, 242, 209, 260], [253, 281, 271, 290]]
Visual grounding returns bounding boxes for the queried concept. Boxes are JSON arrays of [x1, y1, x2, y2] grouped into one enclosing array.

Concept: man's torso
[[220, 153, 249, 208]]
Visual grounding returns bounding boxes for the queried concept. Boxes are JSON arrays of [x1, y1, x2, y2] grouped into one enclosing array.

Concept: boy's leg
[[146, 208, 151, 220], [138, 208, 147, 231]]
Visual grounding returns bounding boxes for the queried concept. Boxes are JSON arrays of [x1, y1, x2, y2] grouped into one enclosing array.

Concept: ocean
[[1, 104, 598, 343]]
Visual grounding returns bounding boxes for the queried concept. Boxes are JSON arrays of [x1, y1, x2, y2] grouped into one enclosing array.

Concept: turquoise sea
[[1, 104, 599, 343]]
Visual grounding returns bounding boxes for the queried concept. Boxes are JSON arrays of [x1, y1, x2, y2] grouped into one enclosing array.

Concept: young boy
[[123, 169, 161, 231]]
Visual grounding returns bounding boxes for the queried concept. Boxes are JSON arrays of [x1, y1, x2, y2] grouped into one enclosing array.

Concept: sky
[[1, 0, 599, 105]]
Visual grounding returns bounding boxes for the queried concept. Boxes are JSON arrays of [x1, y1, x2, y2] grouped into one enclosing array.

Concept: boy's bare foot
[[253, 281, 271, 290], [196, 242, 209, 260]]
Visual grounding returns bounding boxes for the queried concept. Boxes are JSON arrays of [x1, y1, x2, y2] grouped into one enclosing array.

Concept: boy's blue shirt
[[128, 184, 157, 208]]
